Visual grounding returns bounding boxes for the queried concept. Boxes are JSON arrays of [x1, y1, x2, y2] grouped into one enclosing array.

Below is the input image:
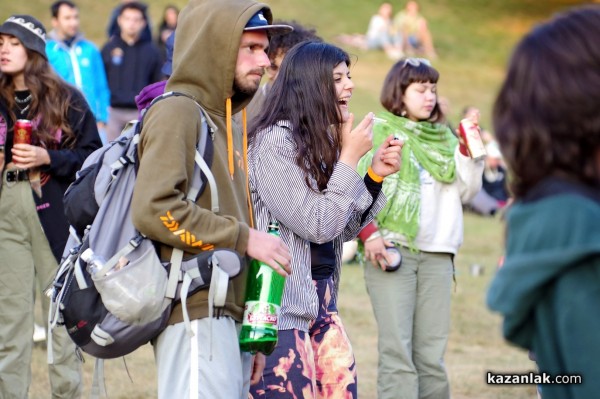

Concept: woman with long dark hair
[[487, 5, 600, 399], [248, 41, 401, 398], [0, 15, 101, 398]]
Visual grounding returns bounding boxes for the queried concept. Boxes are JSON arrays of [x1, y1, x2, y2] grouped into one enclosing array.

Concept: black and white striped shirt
[[249, 121, 387, 332]]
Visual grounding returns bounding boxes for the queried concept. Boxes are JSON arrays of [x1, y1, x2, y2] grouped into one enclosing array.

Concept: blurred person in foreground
[[487, 5, 600, 399]]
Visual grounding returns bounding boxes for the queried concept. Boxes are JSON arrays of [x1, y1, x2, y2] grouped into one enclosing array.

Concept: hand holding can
[[14, 119, 32, 145], [458, 118, 487, 160]]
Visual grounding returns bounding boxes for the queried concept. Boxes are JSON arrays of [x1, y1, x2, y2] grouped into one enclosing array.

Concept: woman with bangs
[[248, 41, 402, 398], [357, 58, 483, 399], [0, 14, 101, 398]]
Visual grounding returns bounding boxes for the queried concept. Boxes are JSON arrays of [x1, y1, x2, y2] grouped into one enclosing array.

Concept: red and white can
[[14, 119, 33, 145], [458, 118, 487, 160]]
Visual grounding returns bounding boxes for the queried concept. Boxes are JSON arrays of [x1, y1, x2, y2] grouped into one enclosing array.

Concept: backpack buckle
[[129, 235, 144, 248]]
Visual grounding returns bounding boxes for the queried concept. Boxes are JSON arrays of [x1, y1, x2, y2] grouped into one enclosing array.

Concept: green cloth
[[358, 111, 457, 246], [487, 178, 600, 399]]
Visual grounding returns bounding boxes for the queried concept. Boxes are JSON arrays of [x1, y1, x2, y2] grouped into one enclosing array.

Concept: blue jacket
[[46, 32, 110, 124]]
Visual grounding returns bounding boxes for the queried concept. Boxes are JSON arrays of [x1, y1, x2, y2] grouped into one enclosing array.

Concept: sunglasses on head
[[401, 57, 431, 68]]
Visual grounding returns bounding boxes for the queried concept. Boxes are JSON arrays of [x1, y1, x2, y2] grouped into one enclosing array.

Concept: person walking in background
[[106, 0, 152, 42], [357, 58, 483, 399], [46, 0, 110, 141], [244, 19, 322, 122], [248, 41, 402, 398], [156, 4, 178, 60], [130, 1, 293, 397], [393, 1, 437, 59], [487, 5, 600, 399], [101, 1, 162, 141], [0, 14, 102, 398]]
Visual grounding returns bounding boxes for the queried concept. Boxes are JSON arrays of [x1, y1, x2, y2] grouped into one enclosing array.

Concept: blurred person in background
[[336, 2, 403, 60], [467, 141, 510, 216], [393, 1, 437, 59], [156, 4, 178, 60], [487, 5, 600, 399], [106, 0, 152, 42], [46, 0, 110, 142], [101, 1, 162, 141], [0, 14, 102, 398]]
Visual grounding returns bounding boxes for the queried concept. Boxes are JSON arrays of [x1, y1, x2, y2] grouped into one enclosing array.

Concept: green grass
[[10, 0, 590, 397]]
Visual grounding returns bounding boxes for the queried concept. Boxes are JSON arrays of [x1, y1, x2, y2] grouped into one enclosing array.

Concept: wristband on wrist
[[367, 166, 384, 183], [358, 222, 378, 242], [365, 231, 381, 242]]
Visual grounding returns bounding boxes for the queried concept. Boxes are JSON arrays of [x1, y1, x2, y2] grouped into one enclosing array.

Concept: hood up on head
[[166, 0, 273, 116], [166, 0, 289, 180]]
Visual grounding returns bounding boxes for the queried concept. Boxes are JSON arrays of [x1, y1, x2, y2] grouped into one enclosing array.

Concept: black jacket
[[0, 87, 102, 261], [101, 36, 163, 109]]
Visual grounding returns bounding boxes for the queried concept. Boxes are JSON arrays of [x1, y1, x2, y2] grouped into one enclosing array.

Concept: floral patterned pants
[[249, 277, 357, 399]]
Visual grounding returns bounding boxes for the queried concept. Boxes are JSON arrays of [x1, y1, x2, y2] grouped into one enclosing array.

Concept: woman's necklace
[[14, 94, 32, 115]]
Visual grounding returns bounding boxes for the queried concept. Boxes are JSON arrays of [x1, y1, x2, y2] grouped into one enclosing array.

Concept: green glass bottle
[[239, 222, 286, 355]]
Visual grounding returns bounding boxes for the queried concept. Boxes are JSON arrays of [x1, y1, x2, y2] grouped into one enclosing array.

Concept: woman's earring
[[401, 110, 407, 117]]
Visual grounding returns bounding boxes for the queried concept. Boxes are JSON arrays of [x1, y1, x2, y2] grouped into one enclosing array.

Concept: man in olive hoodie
[[130, 1, 292, 397]]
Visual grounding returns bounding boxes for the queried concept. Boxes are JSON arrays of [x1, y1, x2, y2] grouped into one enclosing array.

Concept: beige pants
[[0, 174, 82, 399]]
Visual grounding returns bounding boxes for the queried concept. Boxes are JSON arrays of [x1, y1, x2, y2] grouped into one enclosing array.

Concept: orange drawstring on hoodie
[[242, 108, 254, 228], [226, 98, 234, 180], [226, 98, 254, 228]]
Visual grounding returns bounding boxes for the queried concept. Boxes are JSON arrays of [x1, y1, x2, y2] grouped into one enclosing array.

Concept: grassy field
[[30, 212, 536, 398], [5, 0, 590, 397]]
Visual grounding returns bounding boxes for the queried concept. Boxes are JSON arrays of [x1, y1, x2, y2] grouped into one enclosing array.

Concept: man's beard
[[233, 71, 262, 95]]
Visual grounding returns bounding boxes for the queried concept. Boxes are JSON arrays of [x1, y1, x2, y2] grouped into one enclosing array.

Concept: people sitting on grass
[[393, 1, 437, 59], [336, 2, 403, 60]]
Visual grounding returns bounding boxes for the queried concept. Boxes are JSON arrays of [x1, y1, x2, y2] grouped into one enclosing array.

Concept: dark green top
[[487, 177, 600, 399]]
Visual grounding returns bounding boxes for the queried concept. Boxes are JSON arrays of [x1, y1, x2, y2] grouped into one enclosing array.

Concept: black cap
[[0, 15, 47, 60]]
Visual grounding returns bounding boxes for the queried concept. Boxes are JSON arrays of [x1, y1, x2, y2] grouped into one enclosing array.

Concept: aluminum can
[[14, 119, 32, 145], [458, 118, 487, 160]]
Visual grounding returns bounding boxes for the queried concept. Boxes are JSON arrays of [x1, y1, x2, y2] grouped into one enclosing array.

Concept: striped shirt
[[248, 121, 387, 332]]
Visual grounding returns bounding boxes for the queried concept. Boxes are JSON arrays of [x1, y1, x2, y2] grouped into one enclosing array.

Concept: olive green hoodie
[[131, 0, 274, 324]]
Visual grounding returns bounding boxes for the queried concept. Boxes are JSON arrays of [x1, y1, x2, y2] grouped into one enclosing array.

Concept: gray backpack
[[48, 92, 243, 364]]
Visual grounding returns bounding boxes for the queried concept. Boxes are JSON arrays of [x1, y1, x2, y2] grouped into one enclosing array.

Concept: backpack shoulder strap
[[145, 91, 220, 299]]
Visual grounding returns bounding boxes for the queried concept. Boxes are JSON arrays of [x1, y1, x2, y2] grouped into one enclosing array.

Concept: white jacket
[[385, 148, 484, 254]]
